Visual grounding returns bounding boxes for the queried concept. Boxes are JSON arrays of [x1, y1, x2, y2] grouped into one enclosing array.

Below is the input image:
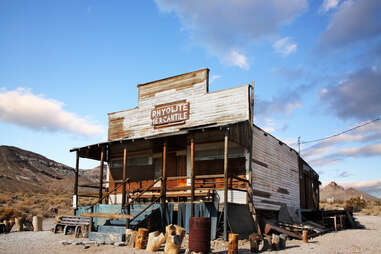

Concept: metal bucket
[[189, 217, 211, 253]]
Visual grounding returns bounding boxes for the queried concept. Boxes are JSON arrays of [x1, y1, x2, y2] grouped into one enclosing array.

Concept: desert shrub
[[345, 197, 367, 212], [0, 207, 22, 220]]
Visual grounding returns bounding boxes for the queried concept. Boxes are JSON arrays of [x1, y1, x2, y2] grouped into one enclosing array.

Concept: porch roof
[[70, 120, 250, 161]]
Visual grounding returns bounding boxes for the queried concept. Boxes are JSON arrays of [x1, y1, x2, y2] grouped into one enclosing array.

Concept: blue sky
[[1, 0, 380, 196]]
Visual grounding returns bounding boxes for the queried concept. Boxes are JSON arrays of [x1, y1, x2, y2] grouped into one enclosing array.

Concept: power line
[[300, 116, 381, 145]]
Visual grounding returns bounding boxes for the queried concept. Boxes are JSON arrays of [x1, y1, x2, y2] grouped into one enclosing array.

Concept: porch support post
[[99, 146, 105, 203], [190, 137, 195, 217], [122, 146, 127, 207], [224, 129, 229, 241], [73, 150, 79, 215], [122, 145, 130, 228], [161, 141, 167, 226], [248, 125, 253, 204]]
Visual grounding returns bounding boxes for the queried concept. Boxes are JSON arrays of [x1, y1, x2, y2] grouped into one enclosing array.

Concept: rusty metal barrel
[[189, 217, 211, 253]]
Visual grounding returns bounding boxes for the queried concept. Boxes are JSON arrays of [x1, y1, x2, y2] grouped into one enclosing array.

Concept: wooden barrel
[[189, 217, 211, 253]]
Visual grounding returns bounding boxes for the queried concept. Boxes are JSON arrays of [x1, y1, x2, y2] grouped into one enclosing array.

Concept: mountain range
[[320, 181, 381, 202], [0, 145, 97, 194]]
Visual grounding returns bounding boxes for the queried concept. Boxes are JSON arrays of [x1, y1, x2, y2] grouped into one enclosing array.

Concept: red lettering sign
[[151, 100, 190, 128]]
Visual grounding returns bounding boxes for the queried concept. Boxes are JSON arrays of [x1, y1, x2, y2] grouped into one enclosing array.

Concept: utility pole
[[298, 136, 301, 154]]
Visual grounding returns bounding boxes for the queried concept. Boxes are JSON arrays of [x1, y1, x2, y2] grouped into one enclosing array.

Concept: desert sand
[[0, 216, 380, 254]]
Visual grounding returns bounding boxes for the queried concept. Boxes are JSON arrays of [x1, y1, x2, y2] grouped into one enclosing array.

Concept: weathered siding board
[[108, 69, 249, 141], [252, 126, 300, 210]]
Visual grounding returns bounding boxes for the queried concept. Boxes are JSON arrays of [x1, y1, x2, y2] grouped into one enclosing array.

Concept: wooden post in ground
[[333, 216, 338, 231], [161, 141, 167, 226], [224, 130, 229, 241], [74, 150, 79, 214], [32, 216, 42, 232], [15, 218, 23, 232], [146, 231, 165, 252], [228, 233, 238, 254], [190, 137, 195, 217], [339, 215, 344, 229], [98, 146, 105, 203], [135, 228, 149, 249], [302, 230, 308, 243], [249, 233, 259, 253]]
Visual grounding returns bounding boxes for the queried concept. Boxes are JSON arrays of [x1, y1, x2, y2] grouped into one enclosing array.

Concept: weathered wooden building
[[71, 68, 319, 240]]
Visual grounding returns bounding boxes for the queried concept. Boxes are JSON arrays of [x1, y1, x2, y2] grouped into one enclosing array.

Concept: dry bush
[[0, 207, 23, 220], [345, 197, 367, 212]]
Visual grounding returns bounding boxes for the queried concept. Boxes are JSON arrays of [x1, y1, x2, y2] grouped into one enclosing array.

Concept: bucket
[[189, 217, 211, 253]]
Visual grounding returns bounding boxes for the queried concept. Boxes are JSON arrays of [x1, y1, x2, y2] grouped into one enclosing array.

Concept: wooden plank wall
[[251, 126, 300, 210], [108, 69, 250, 140]]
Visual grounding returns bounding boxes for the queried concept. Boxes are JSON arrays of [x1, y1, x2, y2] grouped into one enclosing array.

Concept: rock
[[96, 241, 105, 246], [83, 246, 90, 249], [114, 242, 126, 247], [73, 241, 83, 245], [82, 241, 96, 245], [60, 240, 71, 245], [104, 241, 114, 245]]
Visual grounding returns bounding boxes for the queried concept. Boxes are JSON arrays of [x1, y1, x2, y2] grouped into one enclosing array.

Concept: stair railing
[[123, 177, 162, 209], [128, 194, 163, 224]]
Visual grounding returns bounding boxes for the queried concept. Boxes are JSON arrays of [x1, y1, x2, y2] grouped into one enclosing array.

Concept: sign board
[[151, 100, 190, 128]]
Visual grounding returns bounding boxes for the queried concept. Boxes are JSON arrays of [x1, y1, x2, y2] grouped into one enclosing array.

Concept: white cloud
[[303, 119, 381, 167], [321, 0, 340, 12], [155, 0, 307, 69], [0, 88, 104, 136], [273, 37, 298, 56], [320, 67, 381, 121], [210, 75, 221, 84], [320, 0, 381, 49], [224, 50, 249, 70]]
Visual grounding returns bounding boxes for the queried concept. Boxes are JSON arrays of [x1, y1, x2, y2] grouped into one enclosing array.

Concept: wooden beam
[[81, 212, 133, 219], [161, 141, 167, 226], [264, 223, 302, 240], [190, 137, 195, 217], [78, 184, 106, 189], [74, 151, 79, 212], [99, 146, 105, 203], [224, 130, 229, 241]]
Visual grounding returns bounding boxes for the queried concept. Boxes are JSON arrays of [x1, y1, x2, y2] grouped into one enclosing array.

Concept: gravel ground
[[1, 216, 380, 254]]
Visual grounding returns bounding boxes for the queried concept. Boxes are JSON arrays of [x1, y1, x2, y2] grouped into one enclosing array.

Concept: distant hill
[[0, 145, 98, 194], [321, 181, 381, 202]]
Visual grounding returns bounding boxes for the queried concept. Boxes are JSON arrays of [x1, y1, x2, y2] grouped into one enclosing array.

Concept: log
[[164, 234, 181, 254], [126, 229, 137, 248], [8, 219, 15, 233], [174, 225, 185, 246], [271, 234, 280, 250], [15, 218, 23, 232], [3, 221, 9, 233], [32, 216, 43, 232], [135, 228, 149, 249], [249, 233, 260, 253], [279, 234, 287, 249], [262, 235, 272, 251], [302, 230, 308, 243], [228, 233, 238, 254], [146, 231, 165, 252], [166, 224, 176, 237]]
